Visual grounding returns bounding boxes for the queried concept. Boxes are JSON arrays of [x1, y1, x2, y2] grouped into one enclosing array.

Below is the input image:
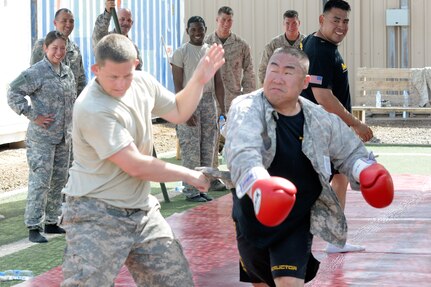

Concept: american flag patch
[[309, 75, 323, 85]]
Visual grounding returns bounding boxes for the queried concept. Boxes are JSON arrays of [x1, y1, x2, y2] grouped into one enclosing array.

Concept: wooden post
[[152, 146, 170, 202]]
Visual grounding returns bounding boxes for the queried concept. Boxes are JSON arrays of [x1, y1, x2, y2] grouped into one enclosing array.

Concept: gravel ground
[[0, 119, 430, 193], [367, 118, 431, 145]]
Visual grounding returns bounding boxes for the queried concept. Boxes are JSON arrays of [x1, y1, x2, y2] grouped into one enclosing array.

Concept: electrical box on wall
[[386, 9, 409, 26]]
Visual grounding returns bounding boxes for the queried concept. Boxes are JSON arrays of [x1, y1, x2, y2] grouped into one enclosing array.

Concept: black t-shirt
[[300, 33, 351, 112], [232, 110, 322, 248]]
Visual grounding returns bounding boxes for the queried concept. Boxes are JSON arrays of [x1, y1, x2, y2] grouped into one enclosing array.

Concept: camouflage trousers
[[25, 138, 70, 229], [176, 92, 217, 197], [61, 196, 194, 287]]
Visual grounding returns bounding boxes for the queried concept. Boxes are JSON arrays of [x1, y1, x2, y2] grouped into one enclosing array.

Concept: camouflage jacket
[[92, 10, 143, 71], [223, 90, 371, 247], [258, 33, 306, 84], [205, 32, 256, 109], [8, 57, 76, 144], [30, 38, 87, 96]]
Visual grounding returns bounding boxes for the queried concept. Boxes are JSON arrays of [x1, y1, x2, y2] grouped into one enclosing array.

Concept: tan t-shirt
[[170, 42, 214, 93], [63, 71, 176, 210]]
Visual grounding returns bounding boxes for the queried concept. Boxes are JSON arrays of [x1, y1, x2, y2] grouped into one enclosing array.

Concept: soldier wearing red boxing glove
[[223, 44, 387, 286]]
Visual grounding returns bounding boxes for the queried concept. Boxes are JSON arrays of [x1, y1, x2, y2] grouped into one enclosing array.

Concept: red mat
[[15, 174, 431, 286]]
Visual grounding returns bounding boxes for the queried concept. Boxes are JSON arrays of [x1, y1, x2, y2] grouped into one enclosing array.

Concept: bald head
[[118, 8, 133, 35]]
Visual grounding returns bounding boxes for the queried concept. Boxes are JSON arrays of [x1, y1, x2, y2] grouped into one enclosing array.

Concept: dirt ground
[[0, 121, 177, 193], [0, 119, 430, 193]]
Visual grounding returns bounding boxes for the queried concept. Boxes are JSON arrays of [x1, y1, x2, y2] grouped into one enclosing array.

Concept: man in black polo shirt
[[301, 0, 373, 253]]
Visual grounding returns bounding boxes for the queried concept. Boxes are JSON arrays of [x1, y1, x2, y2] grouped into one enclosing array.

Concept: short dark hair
[[95, 34, 137, 66], [323, 0, 351, 13], [44, 31, 67, 47], [283, 10, 299, 19], [187, 16, 206, 28], [54, 8, 73, 19], [218, 6, 233, 16]]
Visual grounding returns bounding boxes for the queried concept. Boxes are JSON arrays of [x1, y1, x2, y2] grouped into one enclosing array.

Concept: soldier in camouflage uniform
[[171, 16, 225, 202], [205, 6, 256, 190], [92, 0, 143, 70], [223, 47, 376, 286], [258, 10, 306, 85], [61, 34, 224, 286], [30, 8, 87, 97], [205, 6, 256, 112], [8, 31, 76, 243]]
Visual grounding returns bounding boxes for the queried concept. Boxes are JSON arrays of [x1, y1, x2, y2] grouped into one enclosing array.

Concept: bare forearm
[[215, 91, 225, 115], [171, 65, 184, 94], [312, 88, 360, 127], [132, 156, 197, 183], [109, 146, 196, 183], [215, 71, 226, 114], [108, 143, 209, 191], [322, 97, 360, 127], [174, 74, 205, 121], [312, 88, 373, 141]]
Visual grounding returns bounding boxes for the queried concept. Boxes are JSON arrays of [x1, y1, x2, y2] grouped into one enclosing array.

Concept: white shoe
[[325, 242, 365, 253]]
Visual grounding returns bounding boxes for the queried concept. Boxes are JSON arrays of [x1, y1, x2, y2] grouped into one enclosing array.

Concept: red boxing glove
[[251, 176, 297, 227], [359, 163, 394, 208]]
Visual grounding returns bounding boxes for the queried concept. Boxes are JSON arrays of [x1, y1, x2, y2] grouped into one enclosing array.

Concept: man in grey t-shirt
[[61, 34, 225, 286]]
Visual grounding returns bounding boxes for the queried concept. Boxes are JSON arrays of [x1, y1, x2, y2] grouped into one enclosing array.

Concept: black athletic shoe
[[29, 229, 48, 243], [200, 192, 213, 201], [44, 224, 66, 234], [186, 195, 207, 202]]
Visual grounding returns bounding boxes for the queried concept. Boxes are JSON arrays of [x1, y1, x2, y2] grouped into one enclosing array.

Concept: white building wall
[[184, 0, 431, 103], [0, 0, 32, 144]]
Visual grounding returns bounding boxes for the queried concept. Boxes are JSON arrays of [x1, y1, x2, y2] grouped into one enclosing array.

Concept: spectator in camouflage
[[205, 6, 256, 112], [205, 6, 256, 188], [258, 10, 306, 85], [60, 33, 224, 286], [92, 0, 143, 71], [30, 8, 87, 97], [171, 16, 225, 202], [8, 31, 76, 243]]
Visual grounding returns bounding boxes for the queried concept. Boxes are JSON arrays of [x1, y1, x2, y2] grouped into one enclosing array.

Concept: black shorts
[[237, 222, 320, 285]]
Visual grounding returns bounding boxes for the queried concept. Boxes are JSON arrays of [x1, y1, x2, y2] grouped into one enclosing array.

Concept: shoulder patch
[[309, 75, 323, 85]]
